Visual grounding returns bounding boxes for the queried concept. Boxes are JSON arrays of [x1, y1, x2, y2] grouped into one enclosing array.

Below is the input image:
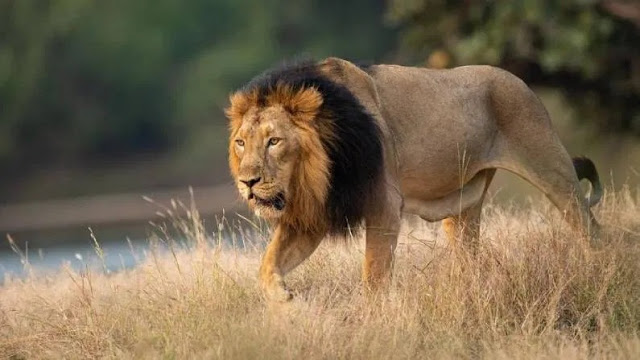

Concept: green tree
[[0, 0, 394, 179], [387, 0, 640, 135]]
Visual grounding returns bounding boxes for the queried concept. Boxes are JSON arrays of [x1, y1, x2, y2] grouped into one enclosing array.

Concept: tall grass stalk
[[1, 188, 639, 359]]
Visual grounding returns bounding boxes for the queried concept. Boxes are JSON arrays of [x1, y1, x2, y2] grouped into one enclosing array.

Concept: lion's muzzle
[[252, 192, 286, 211]]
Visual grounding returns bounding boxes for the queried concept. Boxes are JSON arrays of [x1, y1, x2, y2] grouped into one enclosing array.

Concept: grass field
[[1, 187, 640, 359]]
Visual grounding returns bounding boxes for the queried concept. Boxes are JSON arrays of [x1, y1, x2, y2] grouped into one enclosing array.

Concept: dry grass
[[1, 187, 640, 359]]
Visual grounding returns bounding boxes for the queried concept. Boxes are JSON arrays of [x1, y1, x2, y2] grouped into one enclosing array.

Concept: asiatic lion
[[226, 57, 602, 301]]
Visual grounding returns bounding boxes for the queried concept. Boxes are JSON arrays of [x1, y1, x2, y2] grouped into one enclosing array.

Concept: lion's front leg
[[363, 228, 398, 289], [259, 224, 322, 302], [363, 194, 402, 289]]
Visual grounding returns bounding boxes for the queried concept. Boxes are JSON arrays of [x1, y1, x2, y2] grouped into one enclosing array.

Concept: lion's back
[[363, 63, 546, 195], [367, 64, 498, 169]]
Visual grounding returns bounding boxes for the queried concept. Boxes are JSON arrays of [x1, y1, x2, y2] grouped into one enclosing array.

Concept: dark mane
[[243, 59, 384, 236]]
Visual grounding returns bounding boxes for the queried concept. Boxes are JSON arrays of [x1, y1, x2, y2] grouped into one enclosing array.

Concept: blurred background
[[1, 0, 639, 275]]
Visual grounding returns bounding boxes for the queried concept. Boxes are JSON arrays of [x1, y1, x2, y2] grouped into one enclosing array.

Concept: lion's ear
[[268, 85, 323, 122], [225, 91, 258, 127]]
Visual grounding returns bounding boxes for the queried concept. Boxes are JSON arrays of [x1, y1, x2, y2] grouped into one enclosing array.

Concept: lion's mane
[[226, 60, 384, 235]]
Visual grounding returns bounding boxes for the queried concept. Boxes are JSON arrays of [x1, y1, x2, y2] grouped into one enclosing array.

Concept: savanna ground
[[1, 186, 640, 359]]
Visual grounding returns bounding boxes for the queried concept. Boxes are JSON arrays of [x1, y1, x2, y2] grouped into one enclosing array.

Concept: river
[[0, 223, 155, 282]]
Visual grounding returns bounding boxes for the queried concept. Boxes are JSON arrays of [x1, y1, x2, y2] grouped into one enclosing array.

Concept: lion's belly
[[397, 155, 487, 200], [395, 124, 496, 200], [402, 169, 493, 221], [395, 129, 494, 199]]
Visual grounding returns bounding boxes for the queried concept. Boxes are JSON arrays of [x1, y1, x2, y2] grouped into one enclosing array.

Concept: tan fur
[[227, 58, 600, 301]]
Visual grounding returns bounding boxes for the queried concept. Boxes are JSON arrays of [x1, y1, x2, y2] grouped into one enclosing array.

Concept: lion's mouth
[[249, 192, 286, 211]]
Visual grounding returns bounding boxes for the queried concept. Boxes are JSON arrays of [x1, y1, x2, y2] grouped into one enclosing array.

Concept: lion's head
[[225, 59, 384, 236], [226, 83, 332, 231]]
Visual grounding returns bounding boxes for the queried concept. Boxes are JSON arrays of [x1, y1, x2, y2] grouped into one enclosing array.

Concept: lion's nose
[[239, 177, 261, 188]]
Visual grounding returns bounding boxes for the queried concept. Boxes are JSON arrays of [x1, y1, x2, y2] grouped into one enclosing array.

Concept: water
[[0, 215, 264, 283], [0, 237, 152, 282], [0, 221, 160, 282]]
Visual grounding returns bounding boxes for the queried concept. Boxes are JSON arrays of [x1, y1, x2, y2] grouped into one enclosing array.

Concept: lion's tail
[[572, 156, 602, 207]]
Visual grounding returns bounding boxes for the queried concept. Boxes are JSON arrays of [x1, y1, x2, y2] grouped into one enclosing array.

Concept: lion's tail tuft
[[572, 156, 602, 207]]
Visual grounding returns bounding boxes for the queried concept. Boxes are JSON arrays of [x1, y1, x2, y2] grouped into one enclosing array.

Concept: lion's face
[[230, 105, 301, 219], [227, 85, 332, 228]]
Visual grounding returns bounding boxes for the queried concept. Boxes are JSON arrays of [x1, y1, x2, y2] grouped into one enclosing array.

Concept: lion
[[226, 57, 602, 301]]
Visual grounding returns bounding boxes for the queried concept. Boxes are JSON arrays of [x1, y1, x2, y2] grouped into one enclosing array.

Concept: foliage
[[387, 0, 640, 135], [0, 0, 394, 173]]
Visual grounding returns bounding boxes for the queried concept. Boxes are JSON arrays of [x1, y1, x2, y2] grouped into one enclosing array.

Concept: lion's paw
[[263, 283, 293, 302]]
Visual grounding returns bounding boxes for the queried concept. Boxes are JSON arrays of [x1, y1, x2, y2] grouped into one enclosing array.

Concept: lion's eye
[[268, 138, 281, 146], [235, 139, 245, 147]]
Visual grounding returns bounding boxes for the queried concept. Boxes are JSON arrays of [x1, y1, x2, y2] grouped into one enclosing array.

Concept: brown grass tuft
[[1, 187, 640, 359]]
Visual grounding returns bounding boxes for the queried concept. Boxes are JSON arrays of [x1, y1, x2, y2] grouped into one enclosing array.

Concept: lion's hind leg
[[516, 160, 599, 239], [493, 136, 600, 240], [442, 203, 482, 252], [441, 169, 496, 253], [489, 77, 600, 240]]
